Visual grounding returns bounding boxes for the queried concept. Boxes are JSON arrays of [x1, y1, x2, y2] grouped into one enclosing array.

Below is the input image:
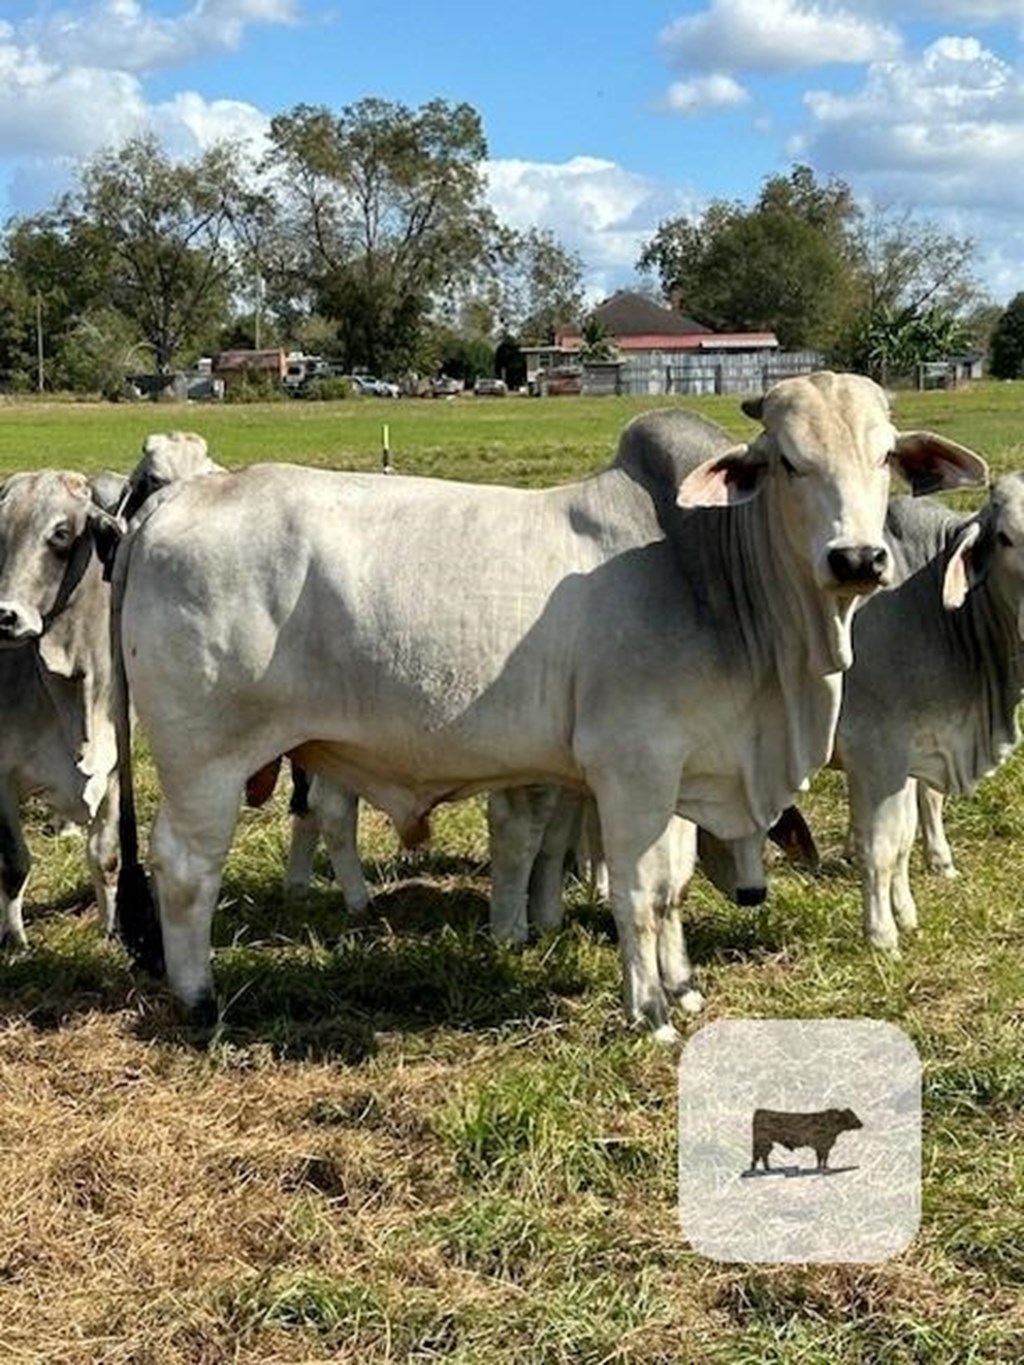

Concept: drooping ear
[[893, 431, 989, 496], [942, 520, 988, 609], [87, 502, 126, 581], [677, 444, 769, 508]]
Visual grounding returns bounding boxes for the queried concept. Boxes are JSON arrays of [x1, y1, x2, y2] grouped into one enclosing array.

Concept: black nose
[[0, 607, 19, 634], [828, 544, 889, 586]]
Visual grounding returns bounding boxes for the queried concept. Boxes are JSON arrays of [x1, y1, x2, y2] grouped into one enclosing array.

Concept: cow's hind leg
[[487, 785, 561, 944], [0, 782, 30, 948], [527, 788, 582, 933], [148, 765, 242, 1017]]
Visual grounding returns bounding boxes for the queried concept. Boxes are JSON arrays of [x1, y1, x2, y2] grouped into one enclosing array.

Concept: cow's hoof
[[652, 1022, 683, 1046], [930, 864, 959, 881], [189, 994, 220, 1030], [282, 881, 314, 900], [868, 934, 902, 958], [676, 988, 705, 1015]]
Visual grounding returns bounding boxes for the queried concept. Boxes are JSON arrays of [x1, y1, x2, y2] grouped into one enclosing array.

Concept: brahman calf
[[836, 476, 1024, 949], [0, 471, 124, 944]]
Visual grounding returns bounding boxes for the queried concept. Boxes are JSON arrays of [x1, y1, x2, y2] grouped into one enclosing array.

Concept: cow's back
[[119, 462, 675, 788]]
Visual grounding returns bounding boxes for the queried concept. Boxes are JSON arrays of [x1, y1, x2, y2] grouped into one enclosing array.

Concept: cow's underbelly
[[287, 735, 584, 846]]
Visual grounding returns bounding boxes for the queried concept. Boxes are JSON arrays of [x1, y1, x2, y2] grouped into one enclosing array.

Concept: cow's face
[[832, 1107, 864, 1132], [122, 430, 217, 521], [0, 471, 113, 645], [677, 371, 989, 668]]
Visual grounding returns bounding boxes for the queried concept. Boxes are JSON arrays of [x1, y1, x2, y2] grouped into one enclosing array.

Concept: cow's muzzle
[[0, 601, 43, 645], [826, 544, 890, 592]]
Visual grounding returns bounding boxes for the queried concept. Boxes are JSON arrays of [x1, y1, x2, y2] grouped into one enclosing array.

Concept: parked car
[[354, 373, 400, 397], [431, 375, 464, 398], [337, 373, 394, 397], [473, 377, 508, 396]]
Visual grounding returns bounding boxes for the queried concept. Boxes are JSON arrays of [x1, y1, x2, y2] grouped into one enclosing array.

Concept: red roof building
[[523, 290, 782, 395]]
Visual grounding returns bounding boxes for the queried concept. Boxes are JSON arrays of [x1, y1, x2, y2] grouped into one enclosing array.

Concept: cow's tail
[[109, 526, 165, 977]]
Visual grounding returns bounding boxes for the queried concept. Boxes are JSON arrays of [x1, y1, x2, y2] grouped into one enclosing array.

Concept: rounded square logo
[[678, 1018, 921, 1263]]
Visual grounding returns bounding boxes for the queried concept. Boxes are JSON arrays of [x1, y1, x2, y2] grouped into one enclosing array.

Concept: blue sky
[[2, 2, 1024, 302]]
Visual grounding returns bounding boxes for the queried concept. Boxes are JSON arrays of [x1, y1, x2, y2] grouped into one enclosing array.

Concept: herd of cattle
[[0, 370, 1018, 1042]]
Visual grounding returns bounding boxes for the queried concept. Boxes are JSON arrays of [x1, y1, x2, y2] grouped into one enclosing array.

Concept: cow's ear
[[677, 444, 769, 508], [893, 431, 989, 495], [942, 520, 989, 609], [87, 503, 125, 581]]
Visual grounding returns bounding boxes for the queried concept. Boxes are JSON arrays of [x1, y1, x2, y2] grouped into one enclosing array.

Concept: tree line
[[0, 96, 1016, 395]]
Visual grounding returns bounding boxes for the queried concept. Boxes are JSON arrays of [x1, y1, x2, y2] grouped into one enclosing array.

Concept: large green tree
[[55, 132, 245, 371], [263, 97, 495, 375], [990, 293, 1024, 379], [637, 165, 982, 360], [638, 167, 858, 349], [1, 209, 116, 388], [490, 226, 586, 344]]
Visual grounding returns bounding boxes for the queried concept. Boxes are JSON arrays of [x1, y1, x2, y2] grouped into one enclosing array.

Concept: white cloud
[[659, 0, 902, 75], [0, 15, 272, 211], [0, 42, 150, 159], [796, 36, 1024, 298], [878, 2, 1024, 17], [663, 73, 750, 115], [156, 91, 270, 159], [484, 156, 703, 299], [803, 38, 1024, 207], [23, 0, 298, 75]]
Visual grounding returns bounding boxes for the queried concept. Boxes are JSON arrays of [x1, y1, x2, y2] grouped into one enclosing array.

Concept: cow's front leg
[[593, 771, 699, 1042], [0, 781, 30, 948], [917, 782, 957, 879], [847, 768, 914, 953], [149, 765, 241, 1018], [891, 781, 919, 933], [308, 778, 370, 914], [85, 774, 120, 936], [656, 818, 701, 1008]]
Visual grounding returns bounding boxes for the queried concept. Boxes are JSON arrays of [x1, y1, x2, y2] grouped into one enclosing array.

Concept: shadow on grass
[[0, 878, 575, 1062], [0, 861, 790, 1057], [0, 936, 136, 1031]]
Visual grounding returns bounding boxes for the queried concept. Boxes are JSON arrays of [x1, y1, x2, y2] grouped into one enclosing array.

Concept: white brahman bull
[[111, 371, 986, 1037]]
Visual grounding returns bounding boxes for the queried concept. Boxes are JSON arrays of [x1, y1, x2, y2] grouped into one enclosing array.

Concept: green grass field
[[0, 384, 1022, 1363]]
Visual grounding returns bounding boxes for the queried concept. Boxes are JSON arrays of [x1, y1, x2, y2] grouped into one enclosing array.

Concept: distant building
[[523, 291, 817, 397], [213, 348, 287, 393]]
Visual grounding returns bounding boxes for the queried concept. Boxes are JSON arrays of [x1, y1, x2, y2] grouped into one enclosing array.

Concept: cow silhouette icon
[[747, 1106, 863, 1175]]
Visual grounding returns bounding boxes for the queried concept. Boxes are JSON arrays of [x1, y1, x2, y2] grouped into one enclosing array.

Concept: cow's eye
[[48, 522, 75, 553], [779, 453, 798, 476], [998, 530, 1013, 548]]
